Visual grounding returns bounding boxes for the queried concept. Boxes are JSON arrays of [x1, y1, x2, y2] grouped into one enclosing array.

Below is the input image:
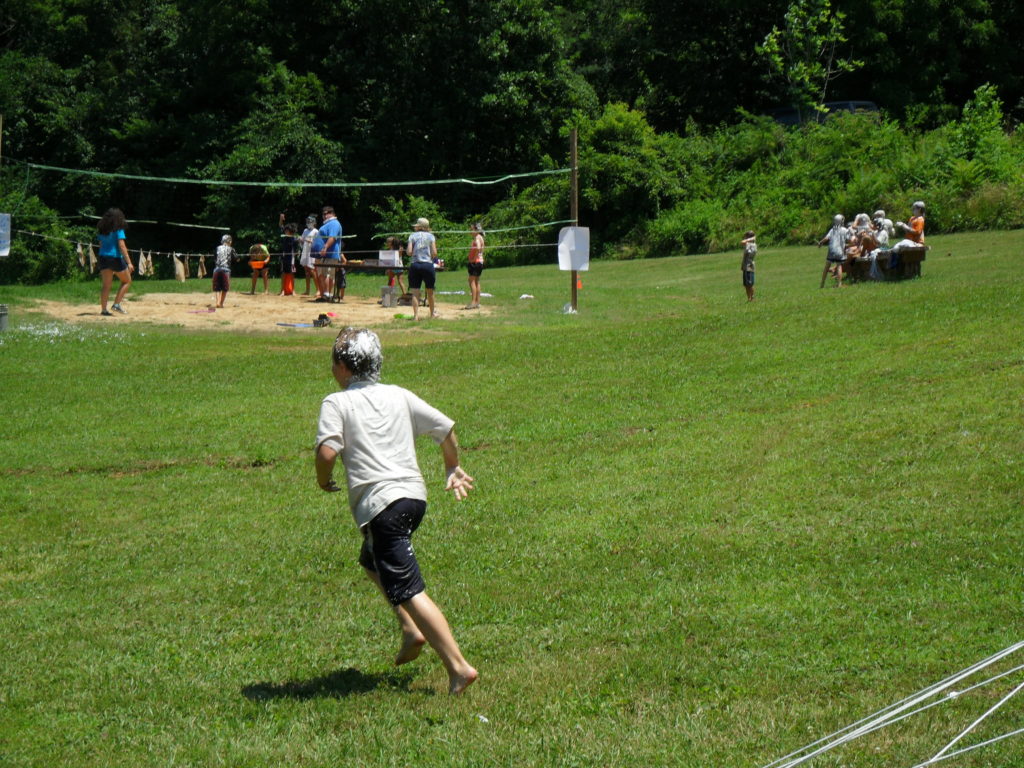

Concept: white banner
[[557, 226, 589, 271], [0, 214, 10, 258]]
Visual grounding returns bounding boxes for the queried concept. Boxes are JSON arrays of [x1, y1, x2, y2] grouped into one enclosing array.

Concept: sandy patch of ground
[[30, 291, 494, 332]]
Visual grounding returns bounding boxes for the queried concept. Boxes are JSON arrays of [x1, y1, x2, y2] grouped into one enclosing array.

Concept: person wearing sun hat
[[406, 217, 438, 319]]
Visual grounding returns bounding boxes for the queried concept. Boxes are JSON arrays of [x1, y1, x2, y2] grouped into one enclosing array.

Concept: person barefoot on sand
[[315, 328, 478, 695]]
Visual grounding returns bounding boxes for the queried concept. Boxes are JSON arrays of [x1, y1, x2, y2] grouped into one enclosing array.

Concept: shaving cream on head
[[333, 327, 383, 382]]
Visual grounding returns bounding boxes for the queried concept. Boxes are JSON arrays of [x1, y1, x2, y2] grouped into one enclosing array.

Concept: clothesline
[[14, 228, 559, 259]]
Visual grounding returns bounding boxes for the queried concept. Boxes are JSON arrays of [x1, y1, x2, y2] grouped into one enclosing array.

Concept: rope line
[[929, 677, 1024, 763], [12, 228, 558, 260], [761, 641, 1024, 768], [909, 727, 1024, 768], [5, 156, 571, 188], [838, 661, 1024, 743], [378, 220, 576, 237]]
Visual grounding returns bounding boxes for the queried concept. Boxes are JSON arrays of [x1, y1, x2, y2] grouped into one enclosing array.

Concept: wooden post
[[569, 127, 579, 311]]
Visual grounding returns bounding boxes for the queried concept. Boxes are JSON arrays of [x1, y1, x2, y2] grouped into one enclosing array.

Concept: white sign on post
[[557, 226, 589, 271], [0, 214, 10, 258]]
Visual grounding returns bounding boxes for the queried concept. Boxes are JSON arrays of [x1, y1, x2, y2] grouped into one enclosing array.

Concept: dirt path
[[30, 291, 493, 332]]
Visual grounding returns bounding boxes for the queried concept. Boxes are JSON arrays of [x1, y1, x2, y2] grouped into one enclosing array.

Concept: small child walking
[[278, 216, 298, 296], [818, 214, 848, 288], [211, 234, 237, 308], [741, 230, 757, 301]]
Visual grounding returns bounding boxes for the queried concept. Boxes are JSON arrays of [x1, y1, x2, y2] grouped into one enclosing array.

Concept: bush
[[480, 92, 1024, 260], [0, 189, 89, 285], [644, 200, 727, 255]]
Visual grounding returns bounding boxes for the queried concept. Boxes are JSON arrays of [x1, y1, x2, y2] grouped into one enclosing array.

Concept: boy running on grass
[[314, 328, 478, 695]]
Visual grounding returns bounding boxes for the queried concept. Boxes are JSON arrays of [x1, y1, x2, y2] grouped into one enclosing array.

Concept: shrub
[[644, 200, 727, 255], [0, 189, 89, 285]]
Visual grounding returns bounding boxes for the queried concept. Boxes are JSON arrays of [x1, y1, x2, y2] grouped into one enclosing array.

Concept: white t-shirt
[[315, 381, 455, 527], [300, 227, 319, 268]]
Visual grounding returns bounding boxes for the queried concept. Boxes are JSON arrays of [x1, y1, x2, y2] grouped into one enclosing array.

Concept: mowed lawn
[[1, 231, 1022, 767]]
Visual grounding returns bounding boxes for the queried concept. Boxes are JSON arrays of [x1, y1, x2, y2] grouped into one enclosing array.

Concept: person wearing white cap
[[406, 217, 439, 319], [300, 214, 320, 297]]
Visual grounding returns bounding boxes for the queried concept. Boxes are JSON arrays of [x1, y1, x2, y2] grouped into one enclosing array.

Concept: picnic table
[[312, 258, 403, 303], [850, 246, 928, 282], [314, 258, 446, 302]]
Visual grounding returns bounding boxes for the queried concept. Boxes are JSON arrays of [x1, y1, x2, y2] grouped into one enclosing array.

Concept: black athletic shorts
[[408, 262, 436, 290], [467, 262, 484, 277], [99, 256, 128, 273], [358, 498, 427, 605], [742, 270, 755, 287]]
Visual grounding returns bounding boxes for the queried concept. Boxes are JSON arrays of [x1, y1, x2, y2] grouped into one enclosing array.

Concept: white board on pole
[[0, 214, 10, 258], [557, 226, 589, 271]]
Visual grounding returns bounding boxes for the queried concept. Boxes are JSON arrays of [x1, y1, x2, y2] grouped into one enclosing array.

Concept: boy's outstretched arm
[[440, 429, 474, 500]]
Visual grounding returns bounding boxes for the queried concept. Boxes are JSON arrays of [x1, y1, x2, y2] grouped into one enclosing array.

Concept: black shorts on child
[[358, 498, 427, 605]]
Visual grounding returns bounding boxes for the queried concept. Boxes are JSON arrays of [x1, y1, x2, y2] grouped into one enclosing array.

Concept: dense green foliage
[[2, 231, 1023, 766], [1, 1, 1023, 281]]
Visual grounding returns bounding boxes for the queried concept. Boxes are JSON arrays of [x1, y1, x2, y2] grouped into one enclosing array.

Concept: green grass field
[[1, 231, 1023, 767]]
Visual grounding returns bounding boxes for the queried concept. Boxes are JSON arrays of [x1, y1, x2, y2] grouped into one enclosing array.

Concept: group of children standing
[[207, 213, 487, 314], [738, 200, 926, 297], [209, 211, 342, 306]]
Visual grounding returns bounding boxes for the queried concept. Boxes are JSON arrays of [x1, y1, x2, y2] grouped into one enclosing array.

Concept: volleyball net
[[2, 155, 577, 276]]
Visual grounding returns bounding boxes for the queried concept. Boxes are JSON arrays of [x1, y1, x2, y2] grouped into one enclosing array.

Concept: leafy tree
[[197, 63, 349, 239], [756, 0, 863, 118]]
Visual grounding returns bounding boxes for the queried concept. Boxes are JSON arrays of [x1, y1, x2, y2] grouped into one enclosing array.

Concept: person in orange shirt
[[894, 201, 926, 249], [464, 223, 485, 309]]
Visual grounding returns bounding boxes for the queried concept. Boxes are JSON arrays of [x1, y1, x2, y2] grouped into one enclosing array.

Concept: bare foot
[[395, 634, 426, 666], [449, 666, 478, 695]]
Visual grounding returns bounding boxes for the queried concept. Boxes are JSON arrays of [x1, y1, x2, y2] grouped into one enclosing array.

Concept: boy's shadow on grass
[[242, 667, 421, 701]]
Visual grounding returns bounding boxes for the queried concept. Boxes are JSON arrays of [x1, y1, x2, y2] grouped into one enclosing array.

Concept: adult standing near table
[[464, 223, 484, 310], [407, 217, 438, 319], [300, 214, 321, 298], [97, 207, 134, 316], [318, 206, 346, 302]]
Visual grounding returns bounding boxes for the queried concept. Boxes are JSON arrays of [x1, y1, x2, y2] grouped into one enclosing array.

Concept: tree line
[[1, 0, 1022, 283]]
